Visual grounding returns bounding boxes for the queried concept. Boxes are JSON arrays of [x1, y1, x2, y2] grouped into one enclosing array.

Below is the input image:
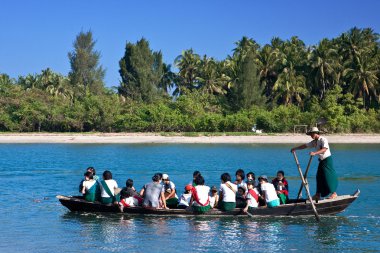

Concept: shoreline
[[0, 133, 380, 144]]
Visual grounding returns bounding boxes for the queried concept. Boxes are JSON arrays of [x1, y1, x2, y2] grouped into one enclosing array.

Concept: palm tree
[[0, 74, 14, 87], [338, 27, 380, 108], [18, 74, 40, 90], [343, 54, 379, 108], [281, 36, 308, 71], [272, 63, 308, 106], [270, 37, 284, 50], [338, 27, 379, 66], [257, 45, 281, 97], [158, 63, 176, 95], [233, 36, 260, 59], [266, 36, 309, 107], [45, 74, 74, 101], [40, 68, 55, 88], [308, 39, 342, 99], [174, 49, 201, 95], [196, 56, 232, 95]]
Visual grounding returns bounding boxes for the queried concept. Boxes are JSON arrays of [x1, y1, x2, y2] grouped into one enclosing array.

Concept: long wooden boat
[[57, 189, 359, 217]]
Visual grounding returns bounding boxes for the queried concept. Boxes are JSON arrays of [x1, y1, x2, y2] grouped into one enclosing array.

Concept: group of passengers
[[79, 167, 289, 213]]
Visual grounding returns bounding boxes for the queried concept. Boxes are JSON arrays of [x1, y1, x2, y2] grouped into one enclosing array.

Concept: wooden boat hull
[[57, 190, 359, 217]]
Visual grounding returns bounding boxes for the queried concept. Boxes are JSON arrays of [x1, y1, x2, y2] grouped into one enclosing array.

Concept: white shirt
[[100, 179, 118, 198], [306, 136, 331, 160], [192, 185, 210, 206], [178, 193, 192, 207], [83, 179, 97, 191], [220, 182, 237, 202], [236, 181, 248, 192], [162, 181, 178, 198], [119, 196, 139, 207], [261, 183, 279, 203], [209, 196, 216, 208], [246, 189, 260, 208]]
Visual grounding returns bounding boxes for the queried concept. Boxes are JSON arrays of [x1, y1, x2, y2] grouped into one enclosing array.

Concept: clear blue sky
[[1, 0, 379, 87]]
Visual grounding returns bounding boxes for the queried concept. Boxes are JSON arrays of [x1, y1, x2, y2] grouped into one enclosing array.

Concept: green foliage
[[228, 50, 265, 111], [68, 31, 105, 96], [1, 27, 380, 133], [221, 112, 252, 132], [118, 38, 164, 102]]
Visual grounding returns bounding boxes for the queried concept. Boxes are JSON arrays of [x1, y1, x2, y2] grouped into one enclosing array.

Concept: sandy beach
[[0, 133, 380, 144]]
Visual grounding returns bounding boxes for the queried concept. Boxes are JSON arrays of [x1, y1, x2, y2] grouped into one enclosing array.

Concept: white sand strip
[[0, 133, 380, 144]]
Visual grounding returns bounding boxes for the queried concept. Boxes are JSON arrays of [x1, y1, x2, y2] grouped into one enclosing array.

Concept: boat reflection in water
[[60, 212, 358, 252]]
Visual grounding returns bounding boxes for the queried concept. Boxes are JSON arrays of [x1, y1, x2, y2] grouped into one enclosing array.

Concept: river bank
[[0, 133, 380, 143]]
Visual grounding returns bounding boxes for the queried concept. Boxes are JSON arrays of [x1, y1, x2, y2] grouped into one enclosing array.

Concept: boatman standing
[[290, 127, 338, 200]]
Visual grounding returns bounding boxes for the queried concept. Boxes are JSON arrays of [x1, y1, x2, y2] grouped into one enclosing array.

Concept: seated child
[[272, 170, 289, 204], [118, 188, 141, 212], [81, 171, 100, 202], [191, 175, 211, 213], [209, 186, 219, 208], [236, 186, 247, 208], [99, 170, 120, 204], [219, 173, 237, 211], [177, 185, 193, 209], [258, 175, 280, 208], [246, 171, 257, 187], [190, 171, 201, 186], [124, 179, 139, 197], [235, 169, 247, 191], [243, 180, 260, 213], [162, 174, 179, 209], [79, 167, 99, 192], [87, 167, 99, 181]]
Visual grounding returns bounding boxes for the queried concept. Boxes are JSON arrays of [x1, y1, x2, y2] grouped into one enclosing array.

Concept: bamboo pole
[[292, 152, 320, 222], [296, 156, 313, 200]]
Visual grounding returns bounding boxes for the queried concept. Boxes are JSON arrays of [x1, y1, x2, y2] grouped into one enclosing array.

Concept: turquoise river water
[[0, 143, 379, 252]]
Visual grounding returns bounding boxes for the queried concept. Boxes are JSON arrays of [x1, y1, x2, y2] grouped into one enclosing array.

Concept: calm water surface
[[0, 144, 379, 252]]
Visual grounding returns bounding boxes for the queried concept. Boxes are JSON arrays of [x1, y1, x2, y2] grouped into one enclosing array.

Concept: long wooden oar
[[296, 156, 313, 200], [292, 152, 320, 222]]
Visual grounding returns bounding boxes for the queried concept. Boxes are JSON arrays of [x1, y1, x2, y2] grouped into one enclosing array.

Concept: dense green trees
[[0, 27, 379, 133]]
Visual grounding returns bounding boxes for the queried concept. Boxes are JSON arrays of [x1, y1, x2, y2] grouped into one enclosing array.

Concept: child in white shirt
[[258, 175, 280, 208], [178, 185, 193, 209]]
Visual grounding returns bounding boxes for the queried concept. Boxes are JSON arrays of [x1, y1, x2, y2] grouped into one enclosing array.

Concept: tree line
[[0, 27, 379, 133]]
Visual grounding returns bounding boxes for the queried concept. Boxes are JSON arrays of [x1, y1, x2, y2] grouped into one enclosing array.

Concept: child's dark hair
[[277, 170, 285, 177], [238, 186, 246, 194], [194, 175, 205, 185], [87, 167, 96, 175], [247, 172, 255, 180], [120, 189, 132, 198], [103, 170, 112, 180], [126, 179, 134, 188], [84, 171, 93, 179], [193, 170, 201, 178], [235, 169, 245, 180], [152, 173, 161, 182], [221, 173, 231, 183]]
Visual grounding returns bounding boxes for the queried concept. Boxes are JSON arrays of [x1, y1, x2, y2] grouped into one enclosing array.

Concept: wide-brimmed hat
[[306, 127, 320, 136]]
